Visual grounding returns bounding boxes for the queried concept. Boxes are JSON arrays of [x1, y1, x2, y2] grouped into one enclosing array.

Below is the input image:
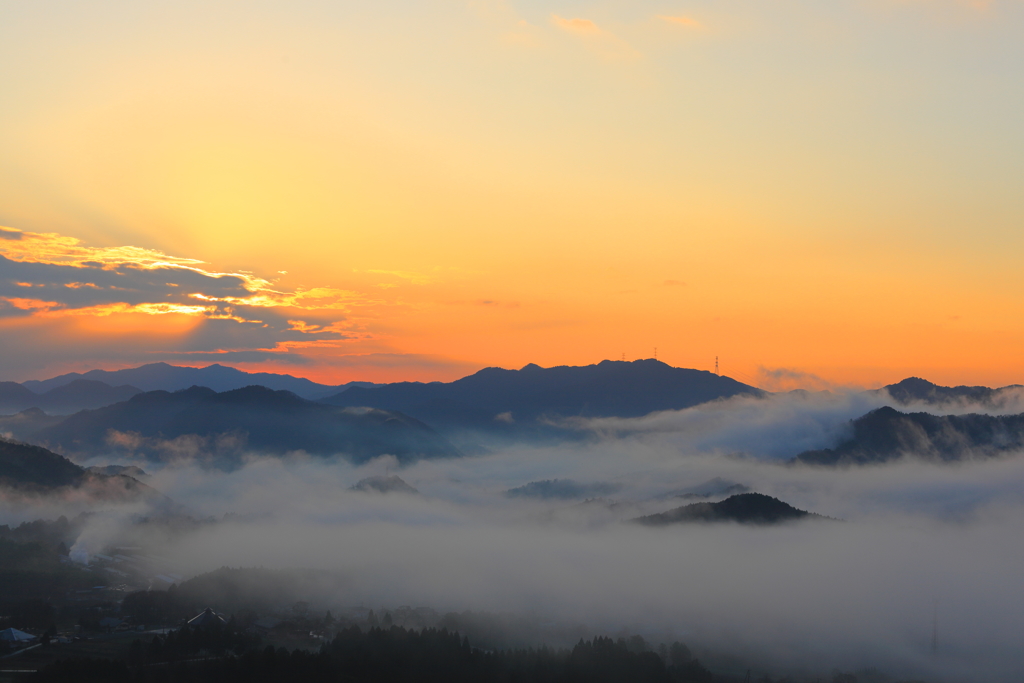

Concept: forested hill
[[793, 406, 1024, 466], [0, 439, 85, 489], [0, 438, 170, 508], [35, 385, 462, 465], [883, 376, 1023, 407], [633, 493, 824, 526], [321, 359, 763, 439]]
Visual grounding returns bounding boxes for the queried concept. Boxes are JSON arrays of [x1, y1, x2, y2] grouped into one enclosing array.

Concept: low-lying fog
[[8, 390, 1024, 681]]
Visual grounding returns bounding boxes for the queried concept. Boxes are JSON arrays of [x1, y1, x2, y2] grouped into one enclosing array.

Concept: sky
[[1, 0, 1023, 387]]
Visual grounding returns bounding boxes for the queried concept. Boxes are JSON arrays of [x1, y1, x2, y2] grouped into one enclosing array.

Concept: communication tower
[[715, 356, 719, 375]]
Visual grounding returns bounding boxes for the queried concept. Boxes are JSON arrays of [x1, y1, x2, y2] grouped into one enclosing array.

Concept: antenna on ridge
[[621, 352, 625, 362], [654, 347, 657, 360], [715, 356, 719, 375]]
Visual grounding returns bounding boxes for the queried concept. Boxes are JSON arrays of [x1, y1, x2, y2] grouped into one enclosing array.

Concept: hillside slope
[[322, 359, 763, 440], [36, 385, 462, 465], [794, 406, 1024, 466]]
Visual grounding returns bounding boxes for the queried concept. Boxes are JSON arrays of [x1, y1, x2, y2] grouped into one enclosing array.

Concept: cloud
[[548, 14, 641, 62], [8, 383, 1024, 677], [0, 228, 369, 318], [0, 227, 412, 379], [551, 15, 603, 35], [474, 299, 520, 308], [755, 366, 842, 392], [21, 417, 1024, 680], [361, 269, 436, 286], [658, 15, 703, 29]]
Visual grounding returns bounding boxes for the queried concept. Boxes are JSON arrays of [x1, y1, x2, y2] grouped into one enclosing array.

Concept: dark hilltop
[[633, 493, 827, 526], [793, 406, 1024, 466]]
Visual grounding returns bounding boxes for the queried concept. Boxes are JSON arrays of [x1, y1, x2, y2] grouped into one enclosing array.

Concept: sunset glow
[[2, 0, 1022, 387]]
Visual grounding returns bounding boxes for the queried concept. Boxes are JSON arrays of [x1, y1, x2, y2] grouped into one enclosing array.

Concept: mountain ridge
[[793, 406, 1024, 466], [34, 385, 462, 465], [321, 359, 765, 441], [0, 379, 142, 415], [20, 362, 379, 400], [0, 437, 173, 508], [882, 376, 1024, 408]]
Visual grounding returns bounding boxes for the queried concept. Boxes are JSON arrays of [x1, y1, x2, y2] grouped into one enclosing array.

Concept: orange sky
[[1, 1, 1023, 389]]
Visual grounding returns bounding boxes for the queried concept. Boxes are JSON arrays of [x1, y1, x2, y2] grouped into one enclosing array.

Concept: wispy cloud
[[550, 15, 603, 35], [658, 15, 703, 29], [548, 14, 641, 62], [361, 269, 437, 286]]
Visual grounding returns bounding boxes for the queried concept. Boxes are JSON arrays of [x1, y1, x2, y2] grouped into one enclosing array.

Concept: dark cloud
[[0, 228, 395, 378], [0, 254, 252, 311]]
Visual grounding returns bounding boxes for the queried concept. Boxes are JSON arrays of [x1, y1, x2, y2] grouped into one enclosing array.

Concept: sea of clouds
[[5, 390, 1024, 681]]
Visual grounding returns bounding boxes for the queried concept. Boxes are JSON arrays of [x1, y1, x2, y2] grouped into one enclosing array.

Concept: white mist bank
[[123, 437, 1024, 682], [7, 390, 1024, 680]]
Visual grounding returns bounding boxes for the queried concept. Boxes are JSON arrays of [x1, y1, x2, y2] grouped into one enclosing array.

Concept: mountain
[[0, 380, 142, 415], [35, 385, 461, 465], [793, 406, 1024, 466], [0, 408, 64, 442], [86, 464, 149, 479], [0, 382, 38, 411], [321, 359, 763, 441], [0, 439, 84, 489], [351, 475, 419, 494], [883, 377, 1023, 408], [0, 438, 170, 506], [633, 493, 824, 526], [505, 479, 622, 500], [21, 362, 378, 400], [658, 477, 751, 501]]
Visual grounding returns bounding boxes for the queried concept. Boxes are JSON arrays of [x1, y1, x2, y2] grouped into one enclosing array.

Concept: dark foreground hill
[[793, 406, 1024, 466], [20, 362, 377, 400], [321, 359, 763, 441], [0, 438, 170, 506], [35, 385, 461, 465], [633, 493, 824, 526], [0, 379, 141, 415]]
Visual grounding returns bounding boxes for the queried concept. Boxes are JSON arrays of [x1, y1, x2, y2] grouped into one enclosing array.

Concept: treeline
[[0, 538, 99, 601], [122, 567, 347, 625], [35, 624, 716, 683]]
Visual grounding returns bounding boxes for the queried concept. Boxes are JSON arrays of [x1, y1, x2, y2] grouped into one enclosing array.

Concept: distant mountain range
[[33, 385, 461, 465], [793, 406, 1024, 466], [322, 359, 763, 441], [19, 362, 378, 400], [633, 493, 825, 526], [0, 380, 142, 415], [8, 362, 1024, 467], [0, 438, 171, 507]]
